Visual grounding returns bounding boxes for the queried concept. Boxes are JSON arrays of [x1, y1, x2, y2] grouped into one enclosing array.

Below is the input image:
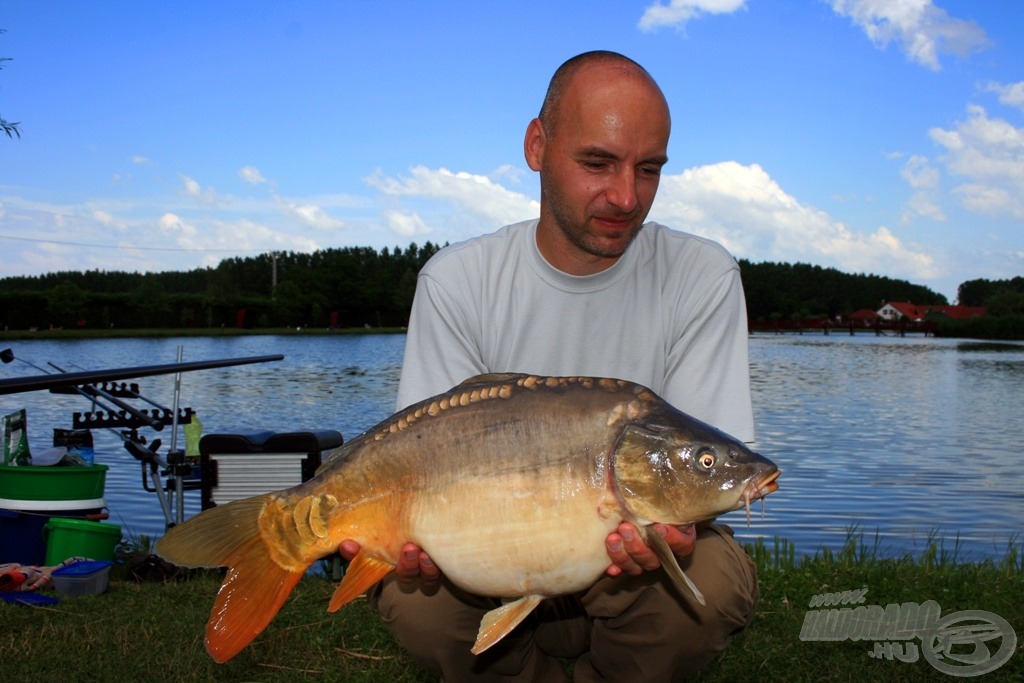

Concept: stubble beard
[[542, 183, 645, 260]]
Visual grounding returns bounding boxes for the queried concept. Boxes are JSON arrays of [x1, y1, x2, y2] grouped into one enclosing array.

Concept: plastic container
[[0, 464, 108, 505], [0, 505, 107, 565], [51, 560, 112, 597], [0, 592, 60, 606], [43, 517, 121, 565]]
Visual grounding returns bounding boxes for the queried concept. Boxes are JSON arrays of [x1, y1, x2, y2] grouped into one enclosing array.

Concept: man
[[342, 50, 758, 681]]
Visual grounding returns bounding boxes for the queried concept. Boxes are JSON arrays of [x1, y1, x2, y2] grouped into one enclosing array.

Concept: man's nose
[[606, 169, 638, 212]]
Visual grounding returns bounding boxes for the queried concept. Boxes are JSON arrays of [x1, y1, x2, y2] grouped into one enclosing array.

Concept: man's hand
[[339, 540, 441, 587], [604, 522, 696, 577]]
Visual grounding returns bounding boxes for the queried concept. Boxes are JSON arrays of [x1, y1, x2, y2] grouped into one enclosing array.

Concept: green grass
[[2, 534, 1021, 681]]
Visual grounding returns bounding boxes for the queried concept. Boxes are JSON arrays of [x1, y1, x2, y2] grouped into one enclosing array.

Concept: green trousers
[[370, 524, 759, 682]]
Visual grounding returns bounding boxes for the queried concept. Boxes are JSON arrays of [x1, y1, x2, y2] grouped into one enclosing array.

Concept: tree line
[[0, 243, 440, 330], [2, 244, 1020, 333]]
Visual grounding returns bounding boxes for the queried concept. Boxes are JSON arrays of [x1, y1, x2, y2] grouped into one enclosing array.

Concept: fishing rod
[[1, 347, 285, 527], [0, 352, 284, 395], [48, 361, 165, 430]]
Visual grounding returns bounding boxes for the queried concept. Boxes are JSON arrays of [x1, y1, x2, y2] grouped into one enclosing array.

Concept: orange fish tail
[[156, 494, 310, 663], [206, 535, 305, 663]]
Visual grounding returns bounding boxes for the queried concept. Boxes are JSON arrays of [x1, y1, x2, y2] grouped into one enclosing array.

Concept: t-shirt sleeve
[[395, 270, 487, 411], [662, 267, 755, 444]]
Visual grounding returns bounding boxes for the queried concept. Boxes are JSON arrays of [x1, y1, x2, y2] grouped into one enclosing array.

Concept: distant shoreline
[[0, 327, 408, 341]]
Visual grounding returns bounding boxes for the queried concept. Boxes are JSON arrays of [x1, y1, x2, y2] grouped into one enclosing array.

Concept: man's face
[[527, 67, 670, 274]]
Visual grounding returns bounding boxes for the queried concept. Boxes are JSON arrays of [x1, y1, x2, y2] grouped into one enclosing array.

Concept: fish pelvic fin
[[155, 494, 309, 663], [643, 524, 706, 607], [328, 553, 394, 612], [472, 595, 544, 655]]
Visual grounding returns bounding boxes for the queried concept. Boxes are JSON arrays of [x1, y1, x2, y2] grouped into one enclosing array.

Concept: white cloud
[[131, 155, 150, 165], [179, 174, 217, 205], [385, 210, 432, 238], [650, 161, 939, 278], [900, 154, 939, 190], [899, 154, 945, 222], [367, 166, 539, 229], [239, 165, 267, 185], [639, 0, 746, 31], [274, 196, 344, 231], [829, 0, 989, 71], [929, 105, 1024, 219], [91, 209, 129, 231], [983, 81, 1024, 113], [159, 212, 197, 240]]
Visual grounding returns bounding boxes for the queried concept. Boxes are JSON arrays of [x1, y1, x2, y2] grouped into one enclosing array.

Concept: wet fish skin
[[156, 373, 779, 662]]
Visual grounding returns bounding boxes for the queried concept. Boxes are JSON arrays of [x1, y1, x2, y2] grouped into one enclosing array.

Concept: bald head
[[538, 51, 669, 140]]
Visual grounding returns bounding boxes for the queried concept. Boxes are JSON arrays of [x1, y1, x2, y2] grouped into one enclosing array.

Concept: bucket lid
[[52, 560, 112, 577], [44, 517, 121, 536]]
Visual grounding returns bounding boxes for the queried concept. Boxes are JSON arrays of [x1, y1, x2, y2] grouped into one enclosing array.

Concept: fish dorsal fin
[[471, 595, 544, 655], [640, 524, 705, 606], [457, 372, 527, 387], [328, 553, 395, 612]]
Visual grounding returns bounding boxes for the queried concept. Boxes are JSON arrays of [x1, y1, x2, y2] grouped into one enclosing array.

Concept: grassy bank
[[2, 535, 1020, 681]]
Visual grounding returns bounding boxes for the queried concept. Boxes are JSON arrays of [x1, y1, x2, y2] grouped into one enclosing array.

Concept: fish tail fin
[[156, 495, 309, 663], [205, 541, 305, 663]]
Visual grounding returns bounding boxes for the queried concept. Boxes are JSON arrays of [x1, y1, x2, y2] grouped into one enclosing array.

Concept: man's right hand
[[339, 540, 441, 587]]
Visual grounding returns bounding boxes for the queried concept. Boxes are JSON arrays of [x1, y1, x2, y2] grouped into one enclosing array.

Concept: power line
[[0, 233, 270, 253]]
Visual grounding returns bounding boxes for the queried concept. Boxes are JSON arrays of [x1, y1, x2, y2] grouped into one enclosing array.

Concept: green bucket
[[0, 464, 108, 502], [44, 517, 121, 565]]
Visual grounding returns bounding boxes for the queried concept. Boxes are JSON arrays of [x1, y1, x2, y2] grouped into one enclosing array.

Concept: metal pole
[[171, 345, 185, 525]]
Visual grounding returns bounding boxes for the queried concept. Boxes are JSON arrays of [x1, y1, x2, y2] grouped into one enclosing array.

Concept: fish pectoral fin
[[328, 552, 395, 612], [472, 595, 544, 655], [643, 524, 706, 607]]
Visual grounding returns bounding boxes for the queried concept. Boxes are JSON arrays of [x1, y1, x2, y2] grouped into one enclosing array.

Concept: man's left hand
[[605, 522, 696, 576]]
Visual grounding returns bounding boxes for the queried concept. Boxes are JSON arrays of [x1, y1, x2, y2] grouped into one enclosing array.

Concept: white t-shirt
[[397, 219, 755, 443]]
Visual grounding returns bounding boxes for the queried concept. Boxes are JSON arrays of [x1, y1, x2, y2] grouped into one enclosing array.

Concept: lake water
[[2, 333, 1022, 561]]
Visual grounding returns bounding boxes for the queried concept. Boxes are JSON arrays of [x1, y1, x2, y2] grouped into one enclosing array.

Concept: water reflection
[[748, 335, 1023, 559], [2, 333, 1021, 560]]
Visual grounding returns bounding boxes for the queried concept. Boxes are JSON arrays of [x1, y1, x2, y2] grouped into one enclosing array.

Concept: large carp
[[157, 373, 779, 663]]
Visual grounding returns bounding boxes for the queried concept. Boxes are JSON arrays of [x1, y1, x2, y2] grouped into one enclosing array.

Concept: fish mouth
[[739, 469, 781, 526]]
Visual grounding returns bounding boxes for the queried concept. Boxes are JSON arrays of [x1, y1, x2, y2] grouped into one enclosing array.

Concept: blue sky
[[1, 1, 1022, 303]]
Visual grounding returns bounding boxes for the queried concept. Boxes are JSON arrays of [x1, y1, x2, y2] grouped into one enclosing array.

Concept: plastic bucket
[[0, 506, 107, 566], [0, 464, 108, 503], [43, 517, 121, 565]]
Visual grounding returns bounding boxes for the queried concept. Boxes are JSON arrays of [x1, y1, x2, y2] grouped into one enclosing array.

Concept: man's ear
[[523, 118, 545, 172]]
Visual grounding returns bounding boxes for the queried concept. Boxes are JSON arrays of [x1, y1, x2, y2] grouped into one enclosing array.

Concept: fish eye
[[697, 450, 717, 470]]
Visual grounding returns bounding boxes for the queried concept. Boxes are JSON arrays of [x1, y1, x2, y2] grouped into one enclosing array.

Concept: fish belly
[[407, 471, 620, 597]]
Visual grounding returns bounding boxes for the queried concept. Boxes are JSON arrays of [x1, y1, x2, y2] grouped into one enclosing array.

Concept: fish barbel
[[156, 373, 780, 662]]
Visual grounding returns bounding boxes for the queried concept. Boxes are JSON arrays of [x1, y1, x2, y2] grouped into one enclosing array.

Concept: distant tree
[[130, 279, 172, 327], [47, 280, 86, 327], [985, 289, 1024, 316], [958, 276, 1024, 308], [1, 30, 20, 139]]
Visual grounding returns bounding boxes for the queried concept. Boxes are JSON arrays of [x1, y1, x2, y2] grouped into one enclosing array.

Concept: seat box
[[199, 430, 343, 509]]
